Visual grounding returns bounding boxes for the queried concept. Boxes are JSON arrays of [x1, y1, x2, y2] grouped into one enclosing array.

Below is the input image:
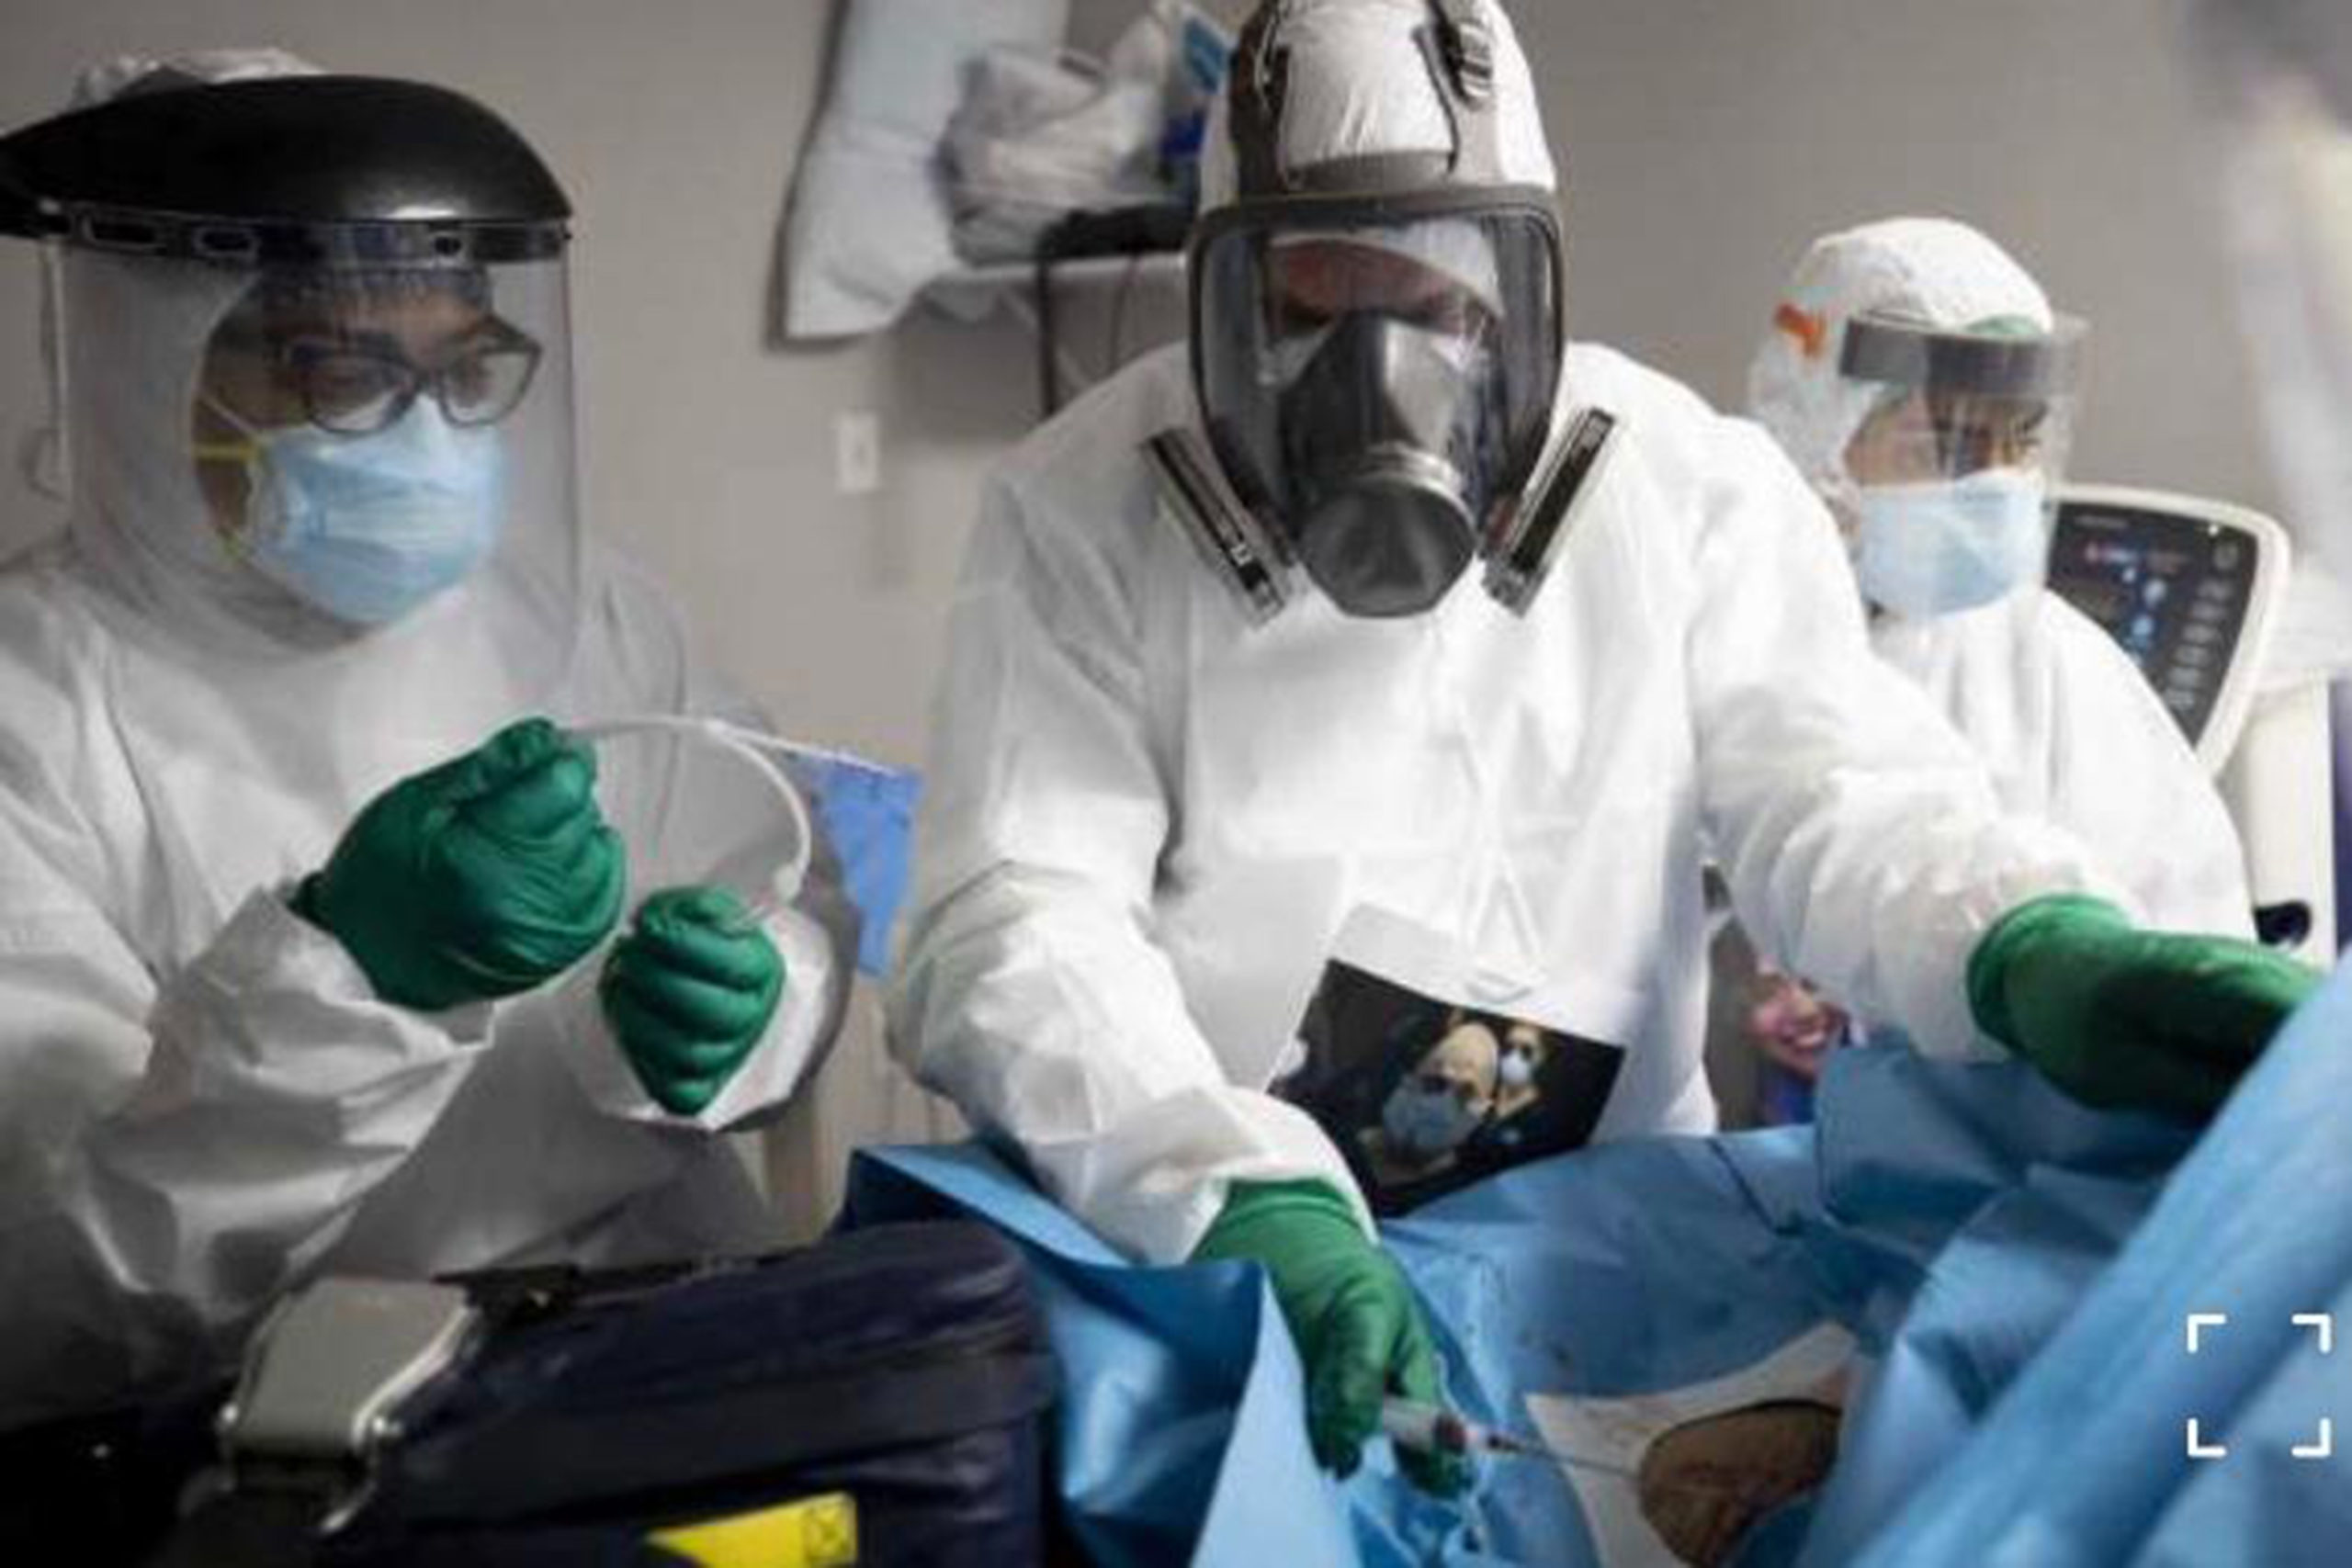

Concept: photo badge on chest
[[1272, 905, 1629, 1217]]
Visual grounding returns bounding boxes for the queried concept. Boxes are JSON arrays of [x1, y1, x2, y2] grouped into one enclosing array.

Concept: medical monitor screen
[[2046, 500, 2257, 750]]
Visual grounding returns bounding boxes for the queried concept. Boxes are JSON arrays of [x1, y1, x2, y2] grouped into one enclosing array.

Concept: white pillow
[[779, 0, 1069, 338]]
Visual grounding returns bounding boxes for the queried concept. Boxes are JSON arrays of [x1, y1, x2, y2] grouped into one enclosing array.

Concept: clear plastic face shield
[[179, 244, 577, 651], [1191, 199, 1567, 617], [0, 76, 583, 710], [1836, 313, 2086, 618], [0, 76, 591, 843], [2188, 0, 2352, 589], [32, 227, 582, 819], [147, 221, 578, 667]]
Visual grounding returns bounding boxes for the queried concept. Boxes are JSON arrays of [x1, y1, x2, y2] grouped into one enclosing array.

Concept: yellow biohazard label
[[645, 1491, 859, 1567]]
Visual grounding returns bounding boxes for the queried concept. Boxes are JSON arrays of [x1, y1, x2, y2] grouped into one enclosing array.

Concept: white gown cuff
[[553, 902, 837, 1131], [1886, 838, 2142, 1064], [149, 886, 494, 1088], [1035, 1086, 1370, 1265]]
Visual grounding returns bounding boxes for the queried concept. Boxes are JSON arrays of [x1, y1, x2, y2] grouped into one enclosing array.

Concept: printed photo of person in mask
[[1275, 962, 1621, 1216], [1362, 1011, 1559, 1183]]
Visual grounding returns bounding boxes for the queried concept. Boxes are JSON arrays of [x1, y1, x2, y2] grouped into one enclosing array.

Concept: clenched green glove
[[297, 717, 626, 1010], [600, 886, 785, 1116], [1193, 1179, 1466, 1495], [1967, 893, 2321, 1121]]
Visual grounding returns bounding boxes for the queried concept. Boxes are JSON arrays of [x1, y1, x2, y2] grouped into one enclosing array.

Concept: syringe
[[1379, 1397, 1638, 1479], [1380, 1396, 1818, 1511]]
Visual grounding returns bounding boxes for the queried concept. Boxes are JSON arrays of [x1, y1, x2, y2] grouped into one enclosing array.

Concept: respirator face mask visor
[[1191, 197, 1566, 617], [1148, 0, 1620, 624]]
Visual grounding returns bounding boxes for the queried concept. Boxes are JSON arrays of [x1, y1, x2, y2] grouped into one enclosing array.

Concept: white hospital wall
[[1507, 0, 2275, 514], [0, 0, 2269, 1234]]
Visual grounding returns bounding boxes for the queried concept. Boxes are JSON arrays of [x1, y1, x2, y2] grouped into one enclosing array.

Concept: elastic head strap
[[1421, 0, 1503, 184], [1229, 0, 1295, 198], [567, 715, 814, 919], [1228, 0, 1507, 198], [17, 244, 70, 502]]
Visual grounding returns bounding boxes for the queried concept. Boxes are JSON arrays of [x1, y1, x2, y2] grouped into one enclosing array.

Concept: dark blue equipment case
[[156, 1220, 1059, 1567]]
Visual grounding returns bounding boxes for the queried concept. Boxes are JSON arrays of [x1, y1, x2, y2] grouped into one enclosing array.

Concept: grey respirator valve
[[1485, 403, 1623, 615], [1146, 426, 1297, 626]]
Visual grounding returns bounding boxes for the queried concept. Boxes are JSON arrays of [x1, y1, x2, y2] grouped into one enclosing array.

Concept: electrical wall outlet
[[835, 411, 881, 496]]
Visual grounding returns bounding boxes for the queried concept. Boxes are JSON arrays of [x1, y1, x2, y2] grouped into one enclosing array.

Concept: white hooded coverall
[[1748, 216, 2251, 942]]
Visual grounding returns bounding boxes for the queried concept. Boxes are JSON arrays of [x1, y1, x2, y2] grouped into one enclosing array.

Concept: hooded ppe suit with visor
[[1155, 0, 1617, 622], [1749, 218, 2251, 942], [1830, 311, 2082, 618], [1743, 218, 2255, 1082]]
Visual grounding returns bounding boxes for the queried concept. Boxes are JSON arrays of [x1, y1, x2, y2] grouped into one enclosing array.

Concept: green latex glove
[[600, 886, 785, 1116], [1967, 893, 2322, 1121], [1193, 1179, 1467, 1495], [297, 717, 626, 1010]]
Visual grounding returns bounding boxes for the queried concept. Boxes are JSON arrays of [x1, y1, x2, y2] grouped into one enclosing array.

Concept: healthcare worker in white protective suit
[[0, 55, 852, 1427], [892, 0, 2316, 1493], [1736, 218, 2255, 1091]]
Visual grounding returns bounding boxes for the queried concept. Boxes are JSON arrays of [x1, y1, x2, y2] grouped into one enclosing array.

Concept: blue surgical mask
[[1854, 468, 2048, 618], [1383, 1077, 1487, 1157], [203, 397, 506, 626]]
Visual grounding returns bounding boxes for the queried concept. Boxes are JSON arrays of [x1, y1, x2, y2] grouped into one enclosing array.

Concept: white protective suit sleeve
[[2037, 602, 2253, 938], [1687, 414, 2132, 1062], [0, 662, 497, 1417], [0, 554, 851, 1423], [889, 471, 1363, 1265]]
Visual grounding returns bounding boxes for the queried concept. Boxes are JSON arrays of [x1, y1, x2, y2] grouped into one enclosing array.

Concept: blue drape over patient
[[843, 967, 2346, 1564]]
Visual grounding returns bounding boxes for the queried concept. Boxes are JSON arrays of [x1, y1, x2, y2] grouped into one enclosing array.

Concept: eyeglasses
[[263, 320, 543, 436], [1920, 389, 2049, 471], [1856, 391, 2052, 481]]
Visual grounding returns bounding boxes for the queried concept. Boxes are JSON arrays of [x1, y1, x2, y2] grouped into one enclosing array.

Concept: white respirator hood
[[1747, 216, 2053, 513]]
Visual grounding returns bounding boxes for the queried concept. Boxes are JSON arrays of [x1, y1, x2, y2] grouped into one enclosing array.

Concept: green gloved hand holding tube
[[600, 885, 785, 1116], [1967, 893, 2322, 1121], [1193, 1178, 1468, 1496], [298, 716, 627, 1010]]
